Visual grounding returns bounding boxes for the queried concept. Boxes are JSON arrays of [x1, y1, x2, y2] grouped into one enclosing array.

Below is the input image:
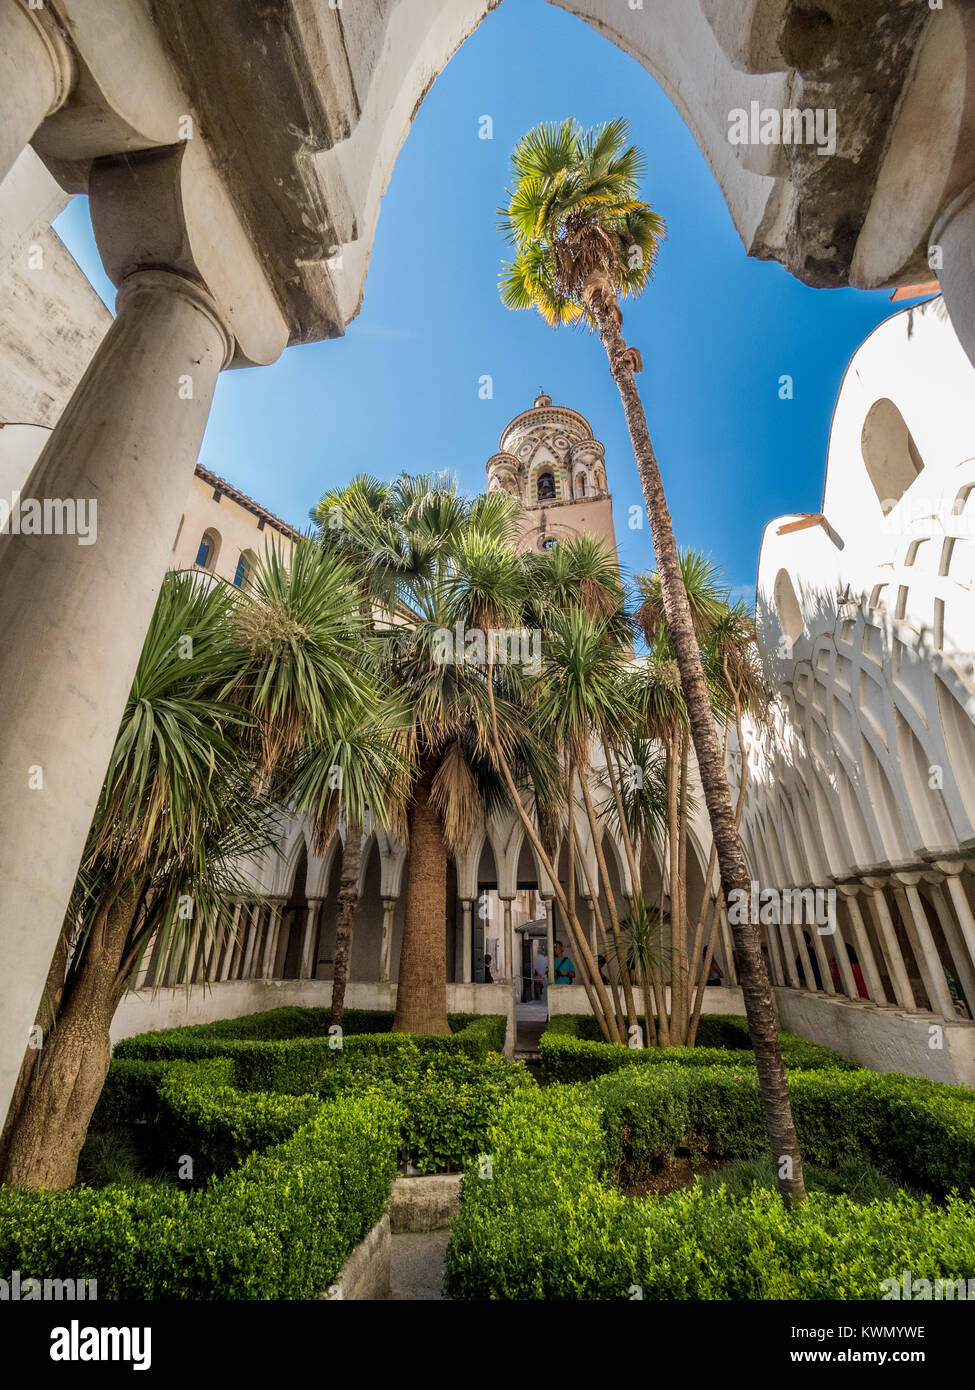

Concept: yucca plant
[[0, 573, 280, 1190]]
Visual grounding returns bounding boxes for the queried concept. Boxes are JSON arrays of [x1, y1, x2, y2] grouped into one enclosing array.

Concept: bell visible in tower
[[537, 470, 556, 500]]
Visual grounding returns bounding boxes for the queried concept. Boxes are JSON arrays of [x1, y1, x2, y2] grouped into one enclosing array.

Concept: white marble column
[[0, 269, 233, 1127], [0, 1, 72, 187], [924, 879, 975, 1018], [543, 896, 555, 986], [761, 918, 783, 986], [459, 898, 473, 985], [791, 920, 818, 992], [718, 905, 737, 985], [826, 912, 858, 1000], [219, 903, 243, 982], [299, 899, 321, 980], [583, 896, 598, 956], [380, 898, 396, 983], [896, 877, 955, 1018], [808, 913, 836, 996], [865, 885, 916, 1010], [778, 923, 802, 989], [261, 903, 284, 978], [500, 895, 515, 987], [241, 905, 262, 981], [941, 868, 975, 973], [837, 888, 887, 1005]]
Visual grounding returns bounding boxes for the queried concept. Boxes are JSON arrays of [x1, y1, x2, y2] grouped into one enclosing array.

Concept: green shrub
[[103, 1039, 533, 1180], [0, 1091, 401, 1299], [539, 1015, 857, 1084], [115, 1009, 508, 1093], [444, 1076, 975, 1301]]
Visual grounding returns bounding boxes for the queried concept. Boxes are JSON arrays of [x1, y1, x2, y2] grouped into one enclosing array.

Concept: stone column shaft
[[827, 915, 859, 1000], [299, 900, 321, 980], [945, 874, 975, 977], [544, 897, 555, 986], [867, 888, 916, 1010], [219, 903, 243, 982], [0, 269, 232, 1127], [500, 896, 514, 988], [261, 904, 283, 978], [0, 1, 72, 187], [791, 921, 818, 992], [808, 917, 836, 996], [241, 905, 262, 981], [460, 898, 473, 985], [380, 898, 396, 983], [840, 893, 887, 1005], [926, 881, 975, 1018], [898, 883, 955, 1019]]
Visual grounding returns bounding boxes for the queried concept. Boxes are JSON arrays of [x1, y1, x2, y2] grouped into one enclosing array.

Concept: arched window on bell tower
[[537, 470, 556, 501]]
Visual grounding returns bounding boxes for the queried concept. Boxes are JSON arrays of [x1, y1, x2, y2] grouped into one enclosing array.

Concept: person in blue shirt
[[553, 941, 575, 985]]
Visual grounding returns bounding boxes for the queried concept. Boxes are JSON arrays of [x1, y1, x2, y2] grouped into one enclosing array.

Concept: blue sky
[[56, 0, 922, 603]]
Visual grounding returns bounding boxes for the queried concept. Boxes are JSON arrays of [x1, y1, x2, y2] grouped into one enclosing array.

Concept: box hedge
[[0, 1087, 401, 1299], [540, 1013, 858, 1083], [444, 1073, 975, 1300], [114, 1008, 508, 1095]]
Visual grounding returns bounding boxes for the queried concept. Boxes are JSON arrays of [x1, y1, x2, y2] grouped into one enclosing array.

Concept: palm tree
[[0, 573, 280, 1189], [1, 544, 381, 1190], [314, 474, 559, 1035], [500, 118, 806, 1203]]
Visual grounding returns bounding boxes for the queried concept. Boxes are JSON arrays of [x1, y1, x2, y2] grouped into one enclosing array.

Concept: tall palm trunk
[[330, 821, 362, 1029], [1, 889, 134, 1190], [394, 762, 450, 1035], [584, 273, 806, 1204]]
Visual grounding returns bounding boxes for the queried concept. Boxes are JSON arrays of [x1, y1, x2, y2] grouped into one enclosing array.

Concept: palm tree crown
[[499, 117, 665, 327]]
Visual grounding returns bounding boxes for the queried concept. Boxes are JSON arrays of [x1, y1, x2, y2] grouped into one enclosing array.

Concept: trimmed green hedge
[[591, 1065, 975, 1194], [444, 1073, 975, 1300], [109, 1008, 521, 1175], [540, 1013, 858, 1082], [115, 1008, 508, 1094], [1, 1086, 401, 1299], [0, 1007, 525, 1297]]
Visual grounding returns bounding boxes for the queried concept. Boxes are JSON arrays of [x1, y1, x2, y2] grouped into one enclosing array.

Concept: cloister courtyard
[[1, 0, 975, 1360]]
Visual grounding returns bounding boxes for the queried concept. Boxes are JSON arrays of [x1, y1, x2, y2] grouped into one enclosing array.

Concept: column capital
[[382, 896, 397, 912], [116, 269, 235, 369], [17, 0, 74, 113], [929, 859, 968, 878]]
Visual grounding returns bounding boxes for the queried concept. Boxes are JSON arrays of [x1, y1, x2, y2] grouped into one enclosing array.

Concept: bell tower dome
[[485, 391, 617, 559]]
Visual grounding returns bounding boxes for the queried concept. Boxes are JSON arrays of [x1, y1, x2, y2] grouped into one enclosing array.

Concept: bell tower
[[485, 390, 618, 560]]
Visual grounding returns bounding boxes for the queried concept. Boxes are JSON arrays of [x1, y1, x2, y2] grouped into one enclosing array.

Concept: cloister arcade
[[4, 0, 975, 1122]]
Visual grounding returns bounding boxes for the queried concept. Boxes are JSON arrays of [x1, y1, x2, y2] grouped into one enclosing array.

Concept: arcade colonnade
[[3, 0, 975, 1122], [127, 790, 733, 1005], [737, 297, 975, 1080]]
